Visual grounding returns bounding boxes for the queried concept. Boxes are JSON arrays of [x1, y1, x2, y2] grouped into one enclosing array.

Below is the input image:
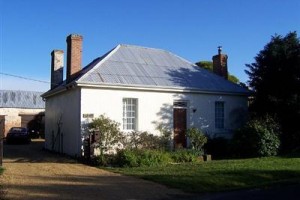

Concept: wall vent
[[173, 101, 187, 108]]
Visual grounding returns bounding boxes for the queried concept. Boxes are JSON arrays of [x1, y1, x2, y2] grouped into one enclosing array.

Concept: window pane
[[123, 98, 138, 130], [215, 101, 224, 129]]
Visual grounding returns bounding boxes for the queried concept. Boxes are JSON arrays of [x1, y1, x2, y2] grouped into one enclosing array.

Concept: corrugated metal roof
[[0, 90, 45, 109], [76, 44, 249, 95]]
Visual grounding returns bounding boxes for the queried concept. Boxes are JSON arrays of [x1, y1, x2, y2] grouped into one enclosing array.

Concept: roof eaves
[[76, 82, 251, 96], [41, 85, 68, 98]]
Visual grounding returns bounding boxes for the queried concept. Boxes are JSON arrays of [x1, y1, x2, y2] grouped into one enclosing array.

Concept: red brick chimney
[[51, 50, 64, 89], [66, 34, 83, 82], [212, 46, 228, 80]]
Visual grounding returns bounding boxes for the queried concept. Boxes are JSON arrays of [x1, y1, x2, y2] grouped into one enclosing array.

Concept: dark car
[[6, 127, 31, 144]]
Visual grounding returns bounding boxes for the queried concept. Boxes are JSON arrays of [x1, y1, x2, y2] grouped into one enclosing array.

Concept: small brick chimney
[[212, 46, 228, 80], [51, 50, 64, 89], [66, 34, 83, 82]]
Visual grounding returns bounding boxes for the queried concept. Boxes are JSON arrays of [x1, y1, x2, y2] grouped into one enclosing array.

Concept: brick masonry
[[66, 34, 83, 82], [212, 52, 228, 80]]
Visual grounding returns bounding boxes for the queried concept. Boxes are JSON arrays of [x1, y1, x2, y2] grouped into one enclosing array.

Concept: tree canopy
[[195, 61, 240, 84], [245, 31, 300, 152]]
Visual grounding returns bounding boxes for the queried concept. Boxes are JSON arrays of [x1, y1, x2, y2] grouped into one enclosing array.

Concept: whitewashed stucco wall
[[45, 86, 248, 157], [80, 87, 248, 138], [44, 88, 81, 156]]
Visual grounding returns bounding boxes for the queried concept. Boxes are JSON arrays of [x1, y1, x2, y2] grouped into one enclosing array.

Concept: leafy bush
[[90, 154, 116, 167], [88, 115, 124, 163], [115, 149, 202, 167], [124, 131, 171, 150], [122, 131, 158, 150], [116, 149, 172, 167], [187, 127, 208, 151], [139, 150, 172, 167], [171, 149, 202, 163], [116, 149, 140, 167], [232, 115, 281, 157], [205, 137, 231, 159], [156, 124, 172, 150]]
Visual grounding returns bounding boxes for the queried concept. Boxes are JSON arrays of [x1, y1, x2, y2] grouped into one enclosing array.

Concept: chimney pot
[[218, 46, 222, 55]]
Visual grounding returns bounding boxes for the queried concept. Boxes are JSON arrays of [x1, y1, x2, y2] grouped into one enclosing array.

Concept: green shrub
[[88, 115, 124, 157], [139, 150, 172, 167], [187, 127, 208, 152], [232, 115, 281, 157], [171, 149, 202, 163], [90, 154, 116, 167], [124, 131, 171, 150], [111, 148, 204, 167], [156, 124, 172, 150], [138, 132, 161, 150], [115, 149, 172, 167], [116, 149, 140, 167]]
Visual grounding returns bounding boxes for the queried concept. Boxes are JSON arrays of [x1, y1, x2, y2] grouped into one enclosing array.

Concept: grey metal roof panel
[[0, 90, 45, 109], [76, 44, 249, 95]]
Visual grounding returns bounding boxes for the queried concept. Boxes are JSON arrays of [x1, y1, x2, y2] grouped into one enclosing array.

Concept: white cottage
[[42, 34, 249, 157]]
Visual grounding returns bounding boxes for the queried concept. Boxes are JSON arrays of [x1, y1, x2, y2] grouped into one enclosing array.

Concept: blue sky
[[1, 0, 299, 92]]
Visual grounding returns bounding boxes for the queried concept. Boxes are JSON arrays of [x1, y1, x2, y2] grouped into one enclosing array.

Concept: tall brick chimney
[[51, 50, 64, 89], [212, 46, 228, 80], [66, 34, 83, 82]]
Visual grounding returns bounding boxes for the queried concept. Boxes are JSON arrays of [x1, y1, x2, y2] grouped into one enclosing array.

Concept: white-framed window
[[215, 101, 225, 129], [123, 98, 138, 130]]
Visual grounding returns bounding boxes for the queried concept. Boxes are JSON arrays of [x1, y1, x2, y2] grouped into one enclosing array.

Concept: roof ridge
[[118, 44, 170, 53], [0, 89, 44, 93], [117, 44, 196, 67]]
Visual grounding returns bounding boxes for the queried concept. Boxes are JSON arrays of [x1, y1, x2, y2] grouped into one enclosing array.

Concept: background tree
[[245, 31, 300, 152], [195, 61, 213, 71], [195, 61, 240, 84]]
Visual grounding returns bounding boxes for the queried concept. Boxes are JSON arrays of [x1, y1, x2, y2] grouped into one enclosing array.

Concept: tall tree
[[245, 31, 300, 152], [195, 61, 240, 84]]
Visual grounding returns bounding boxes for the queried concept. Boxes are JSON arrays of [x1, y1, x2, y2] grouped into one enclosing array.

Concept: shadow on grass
[[117, 168, 300, 194]]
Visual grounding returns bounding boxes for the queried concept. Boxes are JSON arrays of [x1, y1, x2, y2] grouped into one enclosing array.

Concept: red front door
[[173, 108, 187, 148]]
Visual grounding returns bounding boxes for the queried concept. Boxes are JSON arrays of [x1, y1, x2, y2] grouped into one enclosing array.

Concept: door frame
[[173, 101, 188, 148]]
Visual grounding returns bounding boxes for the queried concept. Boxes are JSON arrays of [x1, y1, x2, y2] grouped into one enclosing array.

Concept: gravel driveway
[[0, 139, 192, 200]]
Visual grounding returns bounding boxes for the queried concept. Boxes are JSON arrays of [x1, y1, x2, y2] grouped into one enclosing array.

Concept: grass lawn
[[109, 156, 300, 193]]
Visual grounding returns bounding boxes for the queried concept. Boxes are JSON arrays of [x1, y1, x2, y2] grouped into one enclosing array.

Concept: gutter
[[41, 82, 76, 99], [76, 82, 251, 97], [42, 80, 251, 99]]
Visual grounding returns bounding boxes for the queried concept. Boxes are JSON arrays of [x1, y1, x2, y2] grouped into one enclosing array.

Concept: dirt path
[[0, 140, 191, 200]]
